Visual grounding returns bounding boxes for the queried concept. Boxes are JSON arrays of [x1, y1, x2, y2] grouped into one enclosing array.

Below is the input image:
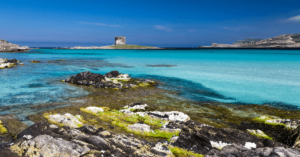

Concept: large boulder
[[171, 120, 264, 154]]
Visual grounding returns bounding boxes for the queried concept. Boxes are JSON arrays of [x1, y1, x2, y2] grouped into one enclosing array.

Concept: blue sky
[[0, 0, 300, 47]]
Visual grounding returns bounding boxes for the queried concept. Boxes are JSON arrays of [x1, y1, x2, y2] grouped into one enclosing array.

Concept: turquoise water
[[1, 49, 300, 115]]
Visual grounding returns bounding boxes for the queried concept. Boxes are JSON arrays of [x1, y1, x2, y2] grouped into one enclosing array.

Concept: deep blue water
[[0, 49, 300, 123]]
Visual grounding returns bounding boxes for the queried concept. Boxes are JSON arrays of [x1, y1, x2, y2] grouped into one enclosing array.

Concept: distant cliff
[[0, 40, 30, 52], [202, 34, 300, 48]]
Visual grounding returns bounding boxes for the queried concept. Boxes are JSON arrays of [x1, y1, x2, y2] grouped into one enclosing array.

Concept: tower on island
[[115, 36, 126, 46]]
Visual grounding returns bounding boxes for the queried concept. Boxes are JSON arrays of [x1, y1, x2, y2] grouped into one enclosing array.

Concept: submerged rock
[[147, 64, 177, 67], [30, 60, 41, 63]]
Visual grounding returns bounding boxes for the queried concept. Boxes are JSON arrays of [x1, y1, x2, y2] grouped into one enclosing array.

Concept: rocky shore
[[1, 71, 300, 156], [0, 40, 29, 52]]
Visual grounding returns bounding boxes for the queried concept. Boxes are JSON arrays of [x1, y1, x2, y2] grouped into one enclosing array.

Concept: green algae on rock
[[168, 146, 204, 157], [247, 129, 272, 140], [80, 107, 180, 139], [0, 120, 8, 134]]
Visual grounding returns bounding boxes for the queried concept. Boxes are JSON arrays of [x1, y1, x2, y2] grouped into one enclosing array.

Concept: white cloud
[[223, 26, 249, 31], [187, 29, 199, 32], [154, 25, 172, 32], [78, 22, 122, 27], [287, 15, 300, 22]]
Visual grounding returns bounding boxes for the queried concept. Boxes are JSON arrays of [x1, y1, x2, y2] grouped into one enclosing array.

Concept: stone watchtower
[[115, 36, 126, 46]]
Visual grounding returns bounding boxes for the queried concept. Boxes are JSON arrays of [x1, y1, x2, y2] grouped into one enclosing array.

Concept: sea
[[0, 49, 300, 123]]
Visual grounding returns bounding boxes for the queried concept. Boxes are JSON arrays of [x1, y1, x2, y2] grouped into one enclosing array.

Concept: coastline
[[1, 50, 300, 156], [30, 47, 300, 50], [1, 71, 300, 156]]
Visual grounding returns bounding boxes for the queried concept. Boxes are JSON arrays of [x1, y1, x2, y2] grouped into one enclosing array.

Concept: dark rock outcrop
[[173, 120, 264, 147], [105, 70, 120, 78], [285, 125, 300, 149], [4, 122, 173, 157], [65, 71, 155, 89], [205, 144, 300, 157]]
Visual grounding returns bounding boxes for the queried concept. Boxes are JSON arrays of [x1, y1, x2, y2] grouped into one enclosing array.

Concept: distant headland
[[200, 34, 300, 49], [0, 40, 29, 52]]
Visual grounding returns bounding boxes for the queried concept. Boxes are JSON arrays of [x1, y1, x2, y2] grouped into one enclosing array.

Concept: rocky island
[[70, 45, 161, 50], [201, 34, 300, 48], [0, 40, 30, 52]]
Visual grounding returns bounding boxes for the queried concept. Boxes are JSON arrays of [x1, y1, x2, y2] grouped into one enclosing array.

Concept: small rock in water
[[0, 58, 19, 69]]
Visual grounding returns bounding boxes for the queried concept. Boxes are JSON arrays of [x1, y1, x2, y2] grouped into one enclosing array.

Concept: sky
[[0, 0, 300, 47]]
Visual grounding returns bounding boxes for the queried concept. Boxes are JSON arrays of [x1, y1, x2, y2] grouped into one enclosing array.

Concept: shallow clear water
[[1, 49, 300, 110]]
